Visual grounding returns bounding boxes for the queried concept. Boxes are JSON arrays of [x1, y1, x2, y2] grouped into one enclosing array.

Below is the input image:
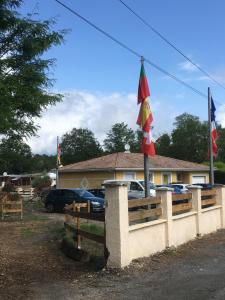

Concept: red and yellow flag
[[137, 62, 155, 156], [57, 143, 61, 166]]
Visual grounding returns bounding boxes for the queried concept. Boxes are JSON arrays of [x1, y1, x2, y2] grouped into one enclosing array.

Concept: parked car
[[87, 188, 105, 199], [189, 183, 213, 190], [156, 184, 182, 194], [44, 188, 105, 213], [103, 179, 156, 197], [88, 187, 145, 201], [169, 184, 189, 193]]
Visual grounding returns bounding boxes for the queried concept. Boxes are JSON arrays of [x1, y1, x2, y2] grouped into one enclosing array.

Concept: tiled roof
[[59, 152, 209, 173]]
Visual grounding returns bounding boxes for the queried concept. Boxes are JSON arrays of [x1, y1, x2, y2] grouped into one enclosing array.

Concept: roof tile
[[59, 152, 209, 172]]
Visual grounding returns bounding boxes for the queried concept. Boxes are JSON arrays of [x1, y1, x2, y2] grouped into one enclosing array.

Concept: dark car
[[191, 183, 213, 190], [44, 188, 105, 213], [156, 185, 182, 194], [87, 188, 105, 199]]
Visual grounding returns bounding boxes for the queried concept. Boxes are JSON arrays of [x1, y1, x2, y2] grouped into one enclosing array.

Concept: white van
[[103, 179, 156, 197]]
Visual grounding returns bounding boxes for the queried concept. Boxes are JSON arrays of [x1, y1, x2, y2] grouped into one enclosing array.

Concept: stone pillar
[[104, 181, 130, 268], [214, 184, 225, 228], [156, 188, 173, 247], [188, 186, 202, 236]]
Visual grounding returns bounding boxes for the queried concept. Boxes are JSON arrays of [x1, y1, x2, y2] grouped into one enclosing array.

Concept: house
[[58, 152, 209, 189], [0, 171, 57, 188], [0, 174, 34, 188]]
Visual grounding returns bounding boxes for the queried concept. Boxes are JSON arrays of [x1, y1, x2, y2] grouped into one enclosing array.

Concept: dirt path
[[1, 205, 225, 299]]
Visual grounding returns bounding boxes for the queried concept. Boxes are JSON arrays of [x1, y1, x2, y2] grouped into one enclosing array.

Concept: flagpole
[[56, 136, 59, 189], [144, 154, 150, 197], [208, 87, 214, 185], [141, 56, 150, 198]]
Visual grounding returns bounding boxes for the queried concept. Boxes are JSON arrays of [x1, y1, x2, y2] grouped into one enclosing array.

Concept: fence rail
[[128, 196, 161, 208], [16, 187, 34, 198], [64, 201, 105, 250], [64, 209, 105, 222], [172, 193, 192, 201], [172, 202, 192, 214], [128, 196, 162, 222], [64, 222, 105, 244], [172, 193, 192, 214], [201, 189, 217, 208]]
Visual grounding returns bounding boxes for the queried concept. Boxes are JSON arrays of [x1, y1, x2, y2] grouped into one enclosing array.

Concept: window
[[63, 190, 77, 200], [177, 173, 182, 182], [162, 172, 172, 185], [149, 172, 154, 183], [123, 172, 136, 180], [130, 182, 142, 191]]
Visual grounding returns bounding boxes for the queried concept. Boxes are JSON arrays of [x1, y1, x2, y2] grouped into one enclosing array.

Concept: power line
[[117, 0, 225, 92], [54, 0, 212, 100]]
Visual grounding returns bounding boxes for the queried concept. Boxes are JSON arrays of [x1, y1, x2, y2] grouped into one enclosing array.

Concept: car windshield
[[139, 181, 156, 189], [74, 189, 95, 198]]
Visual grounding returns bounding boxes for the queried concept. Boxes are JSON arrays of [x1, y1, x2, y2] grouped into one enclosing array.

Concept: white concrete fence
[[104, 182, 225, 268]]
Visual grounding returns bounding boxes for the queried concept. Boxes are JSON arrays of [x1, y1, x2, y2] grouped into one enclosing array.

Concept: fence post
[[104, 181, 130, 268], [76, 206, 81, 249], [188, 186, 202, 236], [214, 184, 225, 228], [156, 187, 173, 248]]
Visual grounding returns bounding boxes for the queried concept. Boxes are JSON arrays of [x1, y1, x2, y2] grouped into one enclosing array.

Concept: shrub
[[215, 170, 225, 184], [2, 182, 15, 193], [32, 174, 52, 196]]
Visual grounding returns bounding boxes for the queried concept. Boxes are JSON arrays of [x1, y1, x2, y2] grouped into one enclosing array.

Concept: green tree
[[61, 128, 103, 164], [216, 127, 225, 162], [130, 129, 143, 153], [30, 154, 56, 173], [0, 136, 32, 173], [104, 122, 136, 153], [155, 133, 171, 156], [170, 113, 208, 163], [0, 0, 65, 137]]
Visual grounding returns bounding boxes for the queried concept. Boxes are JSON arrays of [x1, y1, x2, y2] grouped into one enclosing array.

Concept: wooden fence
[[201, 189, 217, 208], [16, 187, 34, 198], [128, 196, 162, 223], [172, 193, 192, 215], [0, 193, 23, 220], [64, 202, 106, 252]]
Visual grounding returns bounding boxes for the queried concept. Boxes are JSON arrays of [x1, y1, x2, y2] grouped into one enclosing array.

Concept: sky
[[18, 0, 225, 154]]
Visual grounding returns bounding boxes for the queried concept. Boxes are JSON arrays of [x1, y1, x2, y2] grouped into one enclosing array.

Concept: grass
[[23, 213, 48, 222], [63, 222, 106, 268], [21, 198, 49, 222], [21, 227, 34, 237], [63, 233, 106, 270], [80, 223, 104, 236]]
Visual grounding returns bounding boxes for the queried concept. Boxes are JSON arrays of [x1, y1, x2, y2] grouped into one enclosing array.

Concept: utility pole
[[56, 136, 59, 189], [208, 87, 214, 185], [141, 56, 150, 198]]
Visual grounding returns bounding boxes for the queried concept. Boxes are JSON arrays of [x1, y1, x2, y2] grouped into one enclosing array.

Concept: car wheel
[[46, 203, 54, 213]]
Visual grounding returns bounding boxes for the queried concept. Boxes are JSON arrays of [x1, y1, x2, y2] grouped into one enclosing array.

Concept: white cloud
[[27, 90, 178, 154], [178, 61, 199, 72], [197, 71, 225, 84], [216, 104, 225, 127]]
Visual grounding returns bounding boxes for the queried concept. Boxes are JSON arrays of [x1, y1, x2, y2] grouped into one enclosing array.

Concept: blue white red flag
[[211, 97, 218, 157]]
